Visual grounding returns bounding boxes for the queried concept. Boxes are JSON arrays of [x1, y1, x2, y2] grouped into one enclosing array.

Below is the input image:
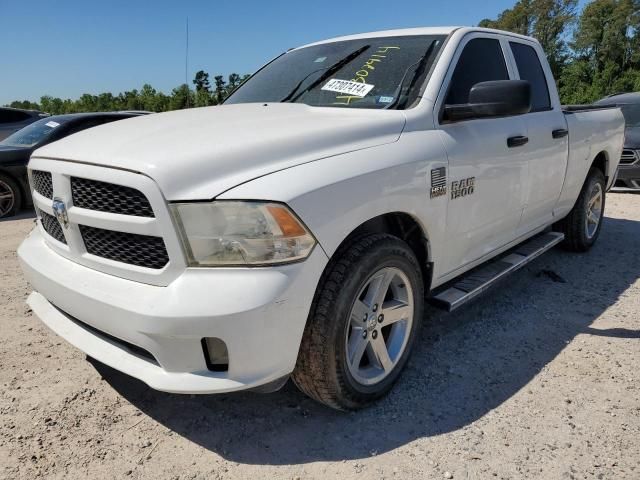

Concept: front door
[[435, 35, 529, 276]]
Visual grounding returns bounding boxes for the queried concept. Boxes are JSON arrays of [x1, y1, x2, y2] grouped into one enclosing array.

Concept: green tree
[[480, 0, 578, 78], [226, 73, 242, 97], [560, 0, 640, 102], [6, 73, 248, 112], [169, 84, 195, 110], [214, 75, 227, 104], [8, 100, 40, 110]]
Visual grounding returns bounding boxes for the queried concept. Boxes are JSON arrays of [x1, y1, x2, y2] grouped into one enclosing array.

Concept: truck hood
[[32, 103, 406, 200]]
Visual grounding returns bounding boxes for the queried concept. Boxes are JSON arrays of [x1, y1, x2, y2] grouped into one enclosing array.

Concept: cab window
[[510, 42, 551, 111], [445, 38, 509, 105]]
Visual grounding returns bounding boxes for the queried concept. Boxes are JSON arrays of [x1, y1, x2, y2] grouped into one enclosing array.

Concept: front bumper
[[19, 228, 328, 393], [614, 165, 640, 190]]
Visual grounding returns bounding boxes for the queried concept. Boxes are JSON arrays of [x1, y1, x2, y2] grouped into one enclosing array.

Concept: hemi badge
[[430, 167, 447, 198]]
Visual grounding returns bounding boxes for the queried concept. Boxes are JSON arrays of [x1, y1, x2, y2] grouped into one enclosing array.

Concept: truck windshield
[[225, 35, 446, 110]]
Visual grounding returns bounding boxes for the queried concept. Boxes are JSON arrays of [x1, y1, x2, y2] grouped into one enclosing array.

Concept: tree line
[[5, 0, 640, 113], [480, 0, 640, 104], [5, 72, 250, 114]]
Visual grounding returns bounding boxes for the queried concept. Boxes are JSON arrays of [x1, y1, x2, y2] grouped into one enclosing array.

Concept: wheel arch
[[590, 150, 609, 180], [326, 211, 433, 293]]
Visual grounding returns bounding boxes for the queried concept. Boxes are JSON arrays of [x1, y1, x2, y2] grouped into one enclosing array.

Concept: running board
[[430, 232, 565, 312]]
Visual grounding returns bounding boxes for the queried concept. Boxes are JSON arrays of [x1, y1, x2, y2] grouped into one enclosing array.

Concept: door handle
[[507, 135, 528, 148], [552, 128, 569, 139]]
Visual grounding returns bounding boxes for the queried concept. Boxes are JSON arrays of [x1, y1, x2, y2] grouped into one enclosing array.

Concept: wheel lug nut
[[372, 304, 378, 312], [378, 314, 384, 323], [362, 331, 368, 339], [363, 314, 368, 321], [372, 331, 378, 339]]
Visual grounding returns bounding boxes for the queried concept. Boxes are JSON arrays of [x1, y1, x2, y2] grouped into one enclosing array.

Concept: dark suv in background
[[0, 107, 48, 141], [596, 92, 640, 190]]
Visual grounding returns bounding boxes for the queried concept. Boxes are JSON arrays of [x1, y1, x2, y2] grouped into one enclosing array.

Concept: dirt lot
[[1, 193, 639, 480]]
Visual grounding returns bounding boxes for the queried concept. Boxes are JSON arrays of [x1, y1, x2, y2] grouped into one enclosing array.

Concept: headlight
[[171, 201, 316, 266]]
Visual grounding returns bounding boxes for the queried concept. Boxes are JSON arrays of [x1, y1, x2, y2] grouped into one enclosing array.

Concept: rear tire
[[292, 233, 424, 410], [0, 173, 22, 219], [555, 168, 606, 252]]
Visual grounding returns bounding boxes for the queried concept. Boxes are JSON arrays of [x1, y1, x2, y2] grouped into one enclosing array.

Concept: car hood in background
[[32, 103, 406, 200]]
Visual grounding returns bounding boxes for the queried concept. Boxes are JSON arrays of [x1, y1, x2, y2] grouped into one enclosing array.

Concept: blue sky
[[0, 0, 588, 105]]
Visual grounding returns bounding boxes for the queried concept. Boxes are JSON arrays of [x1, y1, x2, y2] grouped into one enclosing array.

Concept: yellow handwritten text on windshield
[[334, 46, 400, 106]]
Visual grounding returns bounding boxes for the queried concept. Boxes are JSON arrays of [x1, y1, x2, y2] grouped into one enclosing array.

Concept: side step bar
[[430, 232, 565, 312]]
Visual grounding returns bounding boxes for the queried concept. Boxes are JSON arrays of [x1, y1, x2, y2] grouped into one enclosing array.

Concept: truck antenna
[[185, 17, 189, 108]]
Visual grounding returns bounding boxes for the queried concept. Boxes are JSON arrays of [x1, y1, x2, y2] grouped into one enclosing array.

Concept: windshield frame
[[224, 33, 451, 111]]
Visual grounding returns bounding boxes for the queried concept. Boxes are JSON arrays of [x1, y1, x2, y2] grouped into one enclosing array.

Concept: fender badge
[[430, 167, 447, 198]]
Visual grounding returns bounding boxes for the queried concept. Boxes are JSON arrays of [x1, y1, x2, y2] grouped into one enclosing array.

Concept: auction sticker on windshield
[[322, 79, 374, 98]]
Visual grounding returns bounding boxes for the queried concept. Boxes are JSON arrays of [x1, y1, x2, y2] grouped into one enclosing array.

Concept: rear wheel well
[[337, 212, 432, 292]]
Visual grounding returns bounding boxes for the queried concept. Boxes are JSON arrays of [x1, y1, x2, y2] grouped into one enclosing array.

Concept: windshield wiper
[[384, 40, 440, 110], [280, 67, 328, 103], [284, 45, 370, 104]]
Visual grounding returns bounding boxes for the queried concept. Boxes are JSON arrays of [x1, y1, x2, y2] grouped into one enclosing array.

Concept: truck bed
[[562, 104, 620, 113]]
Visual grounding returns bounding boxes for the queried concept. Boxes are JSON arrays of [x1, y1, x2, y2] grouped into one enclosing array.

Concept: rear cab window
[[509, 42, 551, 112]]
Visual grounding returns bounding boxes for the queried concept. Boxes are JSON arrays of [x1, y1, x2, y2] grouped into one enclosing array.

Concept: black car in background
[[0, 112, 148, 218], [596, 92, 640, 190], [0, 107, 48, 142]]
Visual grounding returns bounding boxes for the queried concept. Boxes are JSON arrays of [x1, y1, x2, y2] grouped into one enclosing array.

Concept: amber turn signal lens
[[267, 205, 307, 237]]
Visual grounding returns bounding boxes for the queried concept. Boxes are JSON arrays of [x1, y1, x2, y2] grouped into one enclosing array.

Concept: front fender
[[218, 131, 451, 280]]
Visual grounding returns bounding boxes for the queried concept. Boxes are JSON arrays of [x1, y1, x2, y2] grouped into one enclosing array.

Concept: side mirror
[[444, 80, 532, 122]]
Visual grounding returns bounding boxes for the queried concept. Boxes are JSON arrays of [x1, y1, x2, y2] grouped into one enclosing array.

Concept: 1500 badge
[[451, 177, 475, 199]]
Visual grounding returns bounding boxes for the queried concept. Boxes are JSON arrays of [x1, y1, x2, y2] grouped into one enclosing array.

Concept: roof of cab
[[296, 26, 539, 50]]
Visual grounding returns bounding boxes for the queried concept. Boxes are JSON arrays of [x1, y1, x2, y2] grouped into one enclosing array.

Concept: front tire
[[0, 173, 22, 219], [292, 233, 424, 410], [556, 168, 606, 252]]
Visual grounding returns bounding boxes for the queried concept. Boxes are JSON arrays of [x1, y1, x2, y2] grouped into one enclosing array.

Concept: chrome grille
[[79, 225, 169, 270], [38, 209, 66, 244], [29, 160, 181, 284], [620, 149, 637, 165], [71, 177, 155, 217], [32, 170, 53, 199]]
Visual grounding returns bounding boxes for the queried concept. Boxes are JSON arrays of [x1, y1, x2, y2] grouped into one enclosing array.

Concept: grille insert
[[79, 225, 169, 269], [32, 170, 53, 199], [620, 149, 637, 165], [71, 177, 155, 217], [39, 209, 66, 244]]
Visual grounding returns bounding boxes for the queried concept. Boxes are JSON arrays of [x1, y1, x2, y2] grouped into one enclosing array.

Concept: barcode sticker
[[321, 79, 374, 98]]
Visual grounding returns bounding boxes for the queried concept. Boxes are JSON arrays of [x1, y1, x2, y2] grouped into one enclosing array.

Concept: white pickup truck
[[19, 26, 624, 410]]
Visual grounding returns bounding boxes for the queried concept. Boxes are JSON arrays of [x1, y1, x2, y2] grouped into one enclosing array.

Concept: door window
[[445, 38, 509, 105], [510, 42, 551, 111]]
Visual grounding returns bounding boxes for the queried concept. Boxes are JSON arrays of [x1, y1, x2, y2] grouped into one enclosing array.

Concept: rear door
[[435, 34, 529, 276], [507, 41, 568, 235]]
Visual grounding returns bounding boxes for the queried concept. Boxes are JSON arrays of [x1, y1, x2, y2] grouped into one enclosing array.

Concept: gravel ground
[[1, 194, 639, 480]]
